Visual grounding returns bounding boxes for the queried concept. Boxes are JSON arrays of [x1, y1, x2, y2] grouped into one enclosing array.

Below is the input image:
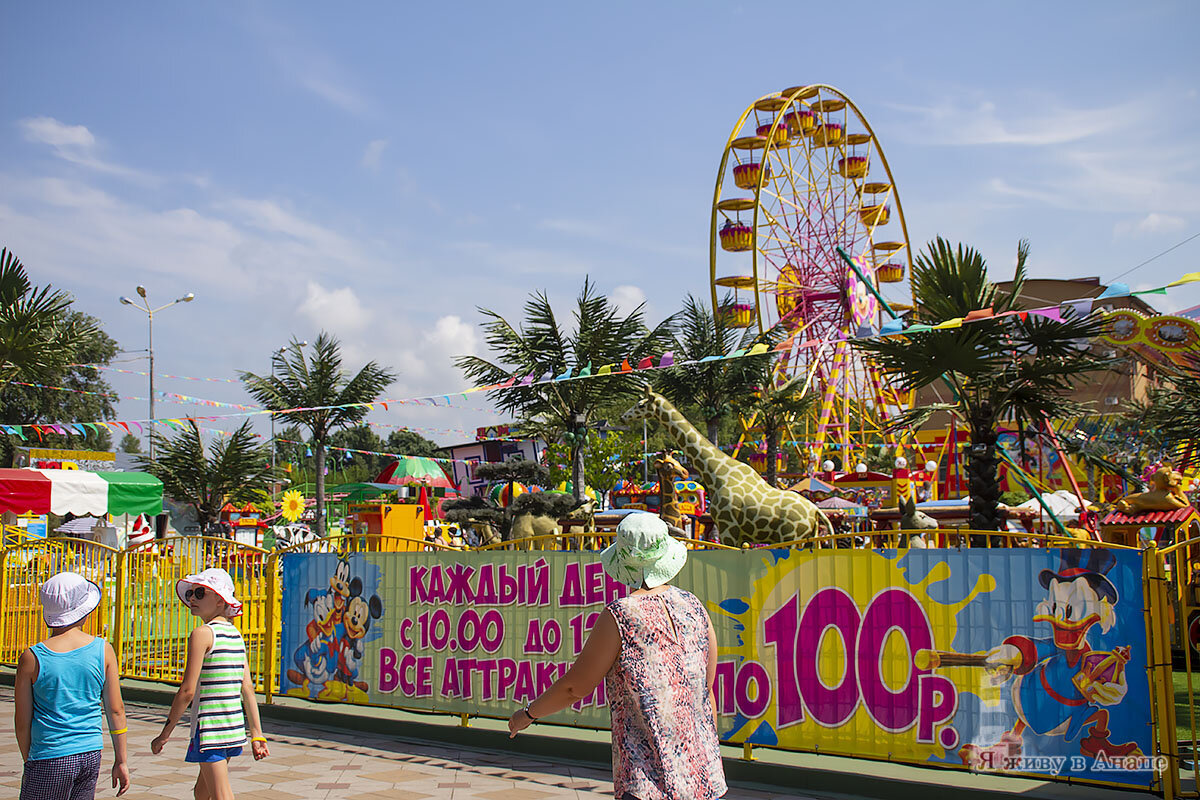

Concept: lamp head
[[136, 285, 147, 298], [925, 460, 939, 472], [179, 293, 195, 303], [119, 296, 134, 305], [855, 463, 868, 475]]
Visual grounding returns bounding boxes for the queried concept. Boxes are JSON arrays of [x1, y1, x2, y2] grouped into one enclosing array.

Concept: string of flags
[[7, 268, 1196, 440]]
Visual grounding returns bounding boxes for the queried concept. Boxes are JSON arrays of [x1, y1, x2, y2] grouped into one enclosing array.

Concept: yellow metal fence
[[3, 530, 1200, 798]]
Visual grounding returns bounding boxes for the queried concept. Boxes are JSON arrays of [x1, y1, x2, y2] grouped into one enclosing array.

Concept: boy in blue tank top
[[14, 571, 130, 799]]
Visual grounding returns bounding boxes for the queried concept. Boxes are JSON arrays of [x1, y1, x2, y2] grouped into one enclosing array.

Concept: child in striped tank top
[[151, 569, 269, 799]]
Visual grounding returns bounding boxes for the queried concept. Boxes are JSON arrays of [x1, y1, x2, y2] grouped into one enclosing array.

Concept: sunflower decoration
[[280, 489, 306, 523]]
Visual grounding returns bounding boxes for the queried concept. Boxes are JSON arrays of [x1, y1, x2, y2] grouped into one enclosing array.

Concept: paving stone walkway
[[0, 688, 817, 799]]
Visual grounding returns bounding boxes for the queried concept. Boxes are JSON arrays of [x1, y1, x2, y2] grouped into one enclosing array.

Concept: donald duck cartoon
[[958, 549, 1141, 768]]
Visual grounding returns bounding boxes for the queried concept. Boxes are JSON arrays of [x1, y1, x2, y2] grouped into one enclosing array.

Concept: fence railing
[[2, 530, 1199, 798]]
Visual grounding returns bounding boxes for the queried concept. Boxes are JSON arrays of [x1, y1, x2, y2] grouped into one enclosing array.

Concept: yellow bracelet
[[110, 728, 127, 736], [250, 736, 267, 742]]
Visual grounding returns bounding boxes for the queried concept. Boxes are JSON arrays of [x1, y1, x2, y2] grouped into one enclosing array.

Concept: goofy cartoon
[[960, 549, 1140, 768]]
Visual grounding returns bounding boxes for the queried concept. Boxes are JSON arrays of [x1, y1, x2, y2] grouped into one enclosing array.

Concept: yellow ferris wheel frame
[[707, 84, 918, 470]]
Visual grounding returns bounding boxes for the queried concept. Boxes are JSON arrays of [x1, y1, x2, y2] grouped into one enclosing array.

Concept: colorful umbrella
[[374, 458, 459, 491]]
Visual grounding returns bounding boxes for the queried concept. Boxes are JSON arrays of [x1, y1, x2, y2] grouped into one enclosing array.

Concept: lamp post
[[270, 341, 307, 502], [119, 286, 194, 460]]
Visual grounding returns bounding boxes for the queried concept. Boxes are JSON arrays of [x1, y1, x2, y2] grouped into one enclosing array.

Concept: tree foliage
[[730, 362, 813, 487], [853, 238, 1111, 529], [241, 332, 396, 535], [455, 278, 675, 501], [137, 421, 273, 529], [653, 294, 780, 445]]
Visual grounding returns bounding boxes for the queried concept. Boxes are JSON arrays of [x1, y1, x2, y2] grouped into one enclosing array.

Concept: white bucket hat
[[41, 572, 102, 628], [600, 512, 688, 589], [176, 568, 243, 616]]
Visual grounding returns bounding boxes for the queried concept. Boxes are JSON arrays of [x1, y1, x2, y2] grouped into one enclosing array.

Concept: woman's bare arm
[[508, 609, 620, 735]]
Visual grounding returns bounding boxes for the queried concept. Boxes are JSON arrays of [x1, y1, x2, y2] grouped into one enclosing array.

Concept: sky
[[2, 1, 1198, 453]]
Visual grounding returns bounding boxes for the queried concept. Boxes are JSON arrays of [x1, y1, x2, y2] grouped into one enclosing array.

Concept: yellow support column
[[112, 550, 127, 671], [1145, 543, 1178, 800], [742, 742, 755, 761], [0, 547, 9, 661], [263, 553, 278, 705]]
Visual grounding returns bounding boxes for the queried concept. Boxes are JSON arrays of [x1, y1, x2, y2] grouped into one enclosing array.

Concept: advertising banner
[[280, 547, 1153, 788]]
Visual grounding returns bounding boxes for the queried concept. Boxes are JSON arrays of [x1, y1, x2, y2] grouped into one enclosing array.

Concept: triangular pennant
[[1030, 308, 1062, 321], [555, 368, 572, 381], [698, 355, 721, 362], [905, 324, 933, 333], [1168, 271, 1200, 287], [964, 307, 994, 322], [934, 317, 964, 329], [117, 422, 132, 434], [880, 319, 906, 335], [597, 364, 614, 376], [1133, 287, 1169, 296], [1063, 299, 1093, 318], [636, 357, 653, 369], [620, 359, 632, 373], [578, 362, 593, 377], [729, 349, 747, 358], [1097, 282, 1130, 299], [658, 351, 674, 367]]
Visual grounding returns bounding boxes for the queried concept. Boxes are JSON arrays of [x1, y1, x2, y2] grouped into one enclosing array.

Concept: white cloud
[[1114, 213, 1187, 238], [610, 284, 647, 315], [361, 139, 388, 169], [18, 116, 154, 182], [298, 74, 369, 115], [887, 96, 1139, 147], [298, 282, 372, 334]]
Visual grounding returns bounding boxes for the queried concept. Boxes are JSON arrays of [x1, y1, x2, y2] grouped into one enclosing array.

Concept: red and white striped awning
[[0, 469, 163, 517]]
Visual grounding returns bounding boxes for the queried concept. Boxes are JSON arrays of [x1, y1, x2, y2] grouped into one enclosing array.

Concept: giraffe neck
[[650, 398, 731, 489]]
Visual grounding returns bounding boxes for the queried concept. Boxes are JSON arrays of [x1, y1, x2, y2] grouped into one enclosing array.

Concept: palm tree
[[137, 421, 272, 531], [1133, 352, 1200, 470], [0, 248, 101, 393], [456, 278, 675, 502], [730, 362, 813, 487], [653, 294, 780, 445], [854, 238, 1110, 530], [241, 333, 396, 535]]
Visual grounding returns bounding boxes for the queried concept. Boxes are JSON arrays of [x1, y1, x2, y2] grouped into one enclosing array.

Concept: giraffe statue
[[622, 386, 832, 546], [654, 451, 690, 530]]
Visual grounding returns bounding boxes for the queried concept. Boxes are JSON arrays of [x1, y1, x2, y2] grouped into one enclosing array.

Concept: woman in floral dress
[[508, 512, 726, 800]]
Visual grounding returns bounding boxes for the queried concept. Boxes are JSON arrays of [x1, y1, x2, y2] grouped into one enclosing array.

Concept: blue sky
[[2, 1, 1198, 449]]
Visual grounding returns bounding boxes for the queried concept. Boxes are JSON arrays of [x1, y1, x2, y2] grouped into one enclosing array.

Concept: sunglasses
[[184, 586, 206, 602]]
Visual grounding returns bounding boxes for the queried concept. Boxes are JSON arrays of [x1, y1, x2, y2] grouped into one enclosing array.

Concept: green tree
[[119, 433, 142, 454], [545, 428, 643, 495], [137, 420, 273, 530], [1, 310, 118, 459], [455, 279, 675, 502], [1130, 352, 1200, 471], [730, 362, 813, 487], [241, 333, 396, 535], [330, 424, 388, 478], [0, 248, 102, 393], [653, 294, 777, 445], [853, 238, 1110, 529], [385, 429, 442, 459]]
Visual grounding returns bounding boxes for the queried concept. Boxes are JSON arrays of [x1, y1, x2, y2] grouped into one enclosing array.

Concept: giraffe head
[[619, 384, 666, 425], [655, 450, 688, 480]]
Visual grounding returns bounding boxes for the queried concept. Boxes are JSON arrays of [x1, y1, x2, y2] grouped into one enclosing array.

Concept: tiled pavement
[[0, 688, 815, 799]]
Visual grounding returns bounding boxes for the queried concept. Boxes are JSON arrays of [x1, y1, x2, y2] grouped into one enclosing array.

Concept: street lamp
[[119, 288, 195, 460], [270, 341, 307, 501]]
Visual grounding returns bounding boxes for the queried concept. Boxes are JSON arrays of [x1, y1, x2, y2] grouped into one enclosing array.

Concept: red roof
[[1102, 506, 1197, 526]]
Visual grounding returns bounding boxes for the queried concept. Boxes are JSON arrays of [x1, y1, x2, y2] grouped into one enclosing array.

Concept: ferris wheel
[[708, 84, 915, 471]]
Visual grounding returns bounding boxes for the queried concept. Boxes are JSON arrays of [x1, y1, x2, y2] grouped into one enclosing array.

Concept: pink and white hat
[[176, 568, 243, 617]]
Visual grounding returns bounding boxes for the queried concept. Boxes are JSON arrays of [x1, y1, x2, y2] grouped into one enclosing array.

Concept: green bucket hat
[[600, 512, 687, 589]]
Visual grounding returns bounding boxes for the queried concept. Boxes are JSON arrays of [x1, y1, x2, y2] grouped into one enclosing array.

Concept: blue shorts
[[184, 734, 243, 763]]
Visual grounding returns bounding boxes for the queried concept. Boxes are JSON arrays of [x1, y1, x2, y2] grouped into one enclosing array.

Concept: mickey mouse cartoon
[[337, 577, 383, 691], [287, 589, 341, 697], [328, 556, 354, 617]]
